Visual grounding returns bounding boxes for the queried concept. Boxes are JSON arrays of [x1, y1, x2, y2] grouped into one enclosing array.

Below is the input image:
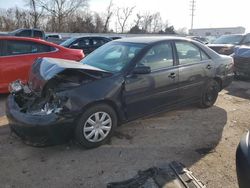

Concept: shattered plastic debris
[[107, 161, 206, 188]]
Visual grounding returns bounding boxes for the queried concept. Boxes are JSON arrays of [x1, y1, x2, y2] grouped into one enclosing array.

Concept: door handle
[[206, 64, 212, 69], [168, 72, 176, 79]]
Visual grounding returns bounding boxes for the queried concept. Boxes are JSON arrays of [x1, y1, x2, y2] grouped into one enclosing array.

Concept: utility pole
[[190, 0, 196, 30]]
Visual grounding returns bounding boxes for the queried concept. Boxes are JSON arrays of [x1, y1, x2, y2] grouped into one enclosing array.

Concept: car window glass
[[34, 30, 43, 38], [5, 40, 55, 56], [93, 38, 107, 46], [32, 43, 56, 53], [242, 35, 250, 44], [81, 42, 146, 72], [138, 43, 173, 71], [201, 50, 210, 61], [15, 30, 31, 37], [175, 42, 201, 65], [74, 38, 91, 47]]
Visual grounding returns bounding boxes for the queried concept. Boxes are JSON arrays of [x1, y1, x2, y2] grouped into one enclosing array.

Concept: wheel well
[[214, 77, 222, 91], [80, 100, 122, 124]]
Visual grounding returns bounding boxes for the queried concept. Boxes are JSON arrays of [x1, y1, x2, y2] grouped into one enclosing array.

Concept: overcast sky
[[1, 0, 250, 32]]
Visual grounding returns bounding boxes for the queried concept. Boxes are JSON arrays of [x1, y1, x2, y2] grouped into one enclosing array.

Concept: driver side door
[[123, 42, 179, 120]]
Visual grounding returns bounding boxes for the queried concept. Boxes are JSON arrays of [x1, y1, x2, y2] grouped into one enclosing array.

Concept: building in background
[[189, 27, 245, 37]]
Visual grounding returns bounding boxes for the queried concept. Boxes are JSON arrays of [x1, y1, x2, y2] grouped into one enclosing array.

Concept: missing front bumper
[[6, 95, 75, 146]]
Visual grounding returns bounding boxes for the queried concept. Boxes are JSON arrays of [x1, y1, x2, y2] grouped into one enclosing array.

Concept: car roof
[[74, 36, 111, 39], [116, 36, 192, 44], [0, 36, 62, 47]]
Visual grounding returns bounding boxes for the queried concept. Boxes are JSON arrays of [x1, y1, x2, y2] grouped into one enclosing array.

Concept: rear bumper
[[6, 95, 75, 146], [221, 73, 234, 89]]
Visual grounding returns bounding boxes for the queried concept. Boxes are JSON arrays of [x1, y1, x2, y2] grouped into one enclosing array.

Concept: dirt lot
[[0, 80, 249, 188]]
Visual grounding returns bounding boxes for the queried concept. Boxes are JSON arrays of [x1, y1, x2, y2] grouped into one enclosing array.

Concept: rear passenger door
[[175, 41, 213, 101]]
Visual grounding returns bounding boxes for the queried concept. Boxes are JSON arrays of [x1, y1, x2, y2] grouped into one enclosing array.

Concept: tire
[[75, 104, 117, 149], [199, 80, 220, 108]]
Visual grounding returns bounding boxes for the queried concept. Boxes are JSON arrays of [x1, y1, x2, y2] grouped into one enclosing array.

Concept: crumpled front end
[[6, 57, 110, 146], [6, 82, 76, 146]]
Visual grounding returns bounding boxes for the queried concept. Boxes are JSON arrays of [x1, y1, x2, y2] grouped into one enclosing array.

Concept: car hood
[[29, 57, 108, 92]]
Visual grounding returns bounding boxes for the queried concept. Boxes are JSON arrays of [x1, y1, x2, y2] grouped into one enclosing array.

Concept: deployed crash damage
[[7, 58, 111, 146]]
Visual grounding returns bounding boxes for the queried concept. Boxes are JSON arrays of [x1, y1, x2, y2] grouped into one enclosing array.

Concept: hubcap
[[83, 112, 112, 142]]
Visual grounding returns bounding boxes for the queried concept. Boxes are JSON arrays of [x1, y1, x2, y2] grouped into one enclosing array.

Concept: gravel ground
[[0, 80, 249, 188]]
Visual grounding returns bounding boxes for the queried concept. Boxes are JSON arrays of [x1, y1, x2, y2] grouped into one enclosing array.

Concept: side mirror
[[132, 65, 151, 74]]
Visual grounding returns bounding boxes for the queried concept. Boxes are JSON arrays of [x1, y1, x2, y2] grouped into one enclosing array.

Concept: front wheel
[[75, 104, 117, 148], [199, 80, 220, 108]]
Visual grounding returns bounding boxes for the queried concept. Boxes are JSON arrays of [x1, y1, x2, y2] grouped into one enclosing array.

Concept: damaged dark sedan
[[6, 37, 234, 148]]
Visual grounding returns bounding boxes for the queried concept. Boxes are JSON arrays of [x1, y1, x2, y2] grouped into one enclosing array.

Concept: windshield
[[60, 37, 76, 46], [80, 42, 146, 73], [212, 35, 243, 45]]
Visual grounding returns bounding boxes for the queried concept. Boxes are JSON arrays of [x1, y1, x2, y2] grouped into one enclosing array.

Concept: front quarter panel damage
[[7, 57, 125, 146]]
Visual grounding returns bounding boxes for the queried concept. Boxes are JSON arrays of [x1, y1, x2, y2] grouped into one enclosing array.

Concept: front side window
[[175, 42, 202, 65], [81, 42, 146, 72], [138, 43, 173, 71]]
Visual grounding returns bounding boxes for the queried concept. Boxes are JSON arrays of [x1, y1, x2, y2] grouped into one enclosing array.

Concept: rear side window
[[175, 41, 209, 65], [34, 30, 43, 38], [4, 40, 56, 56], [15, 30, 32, 37]]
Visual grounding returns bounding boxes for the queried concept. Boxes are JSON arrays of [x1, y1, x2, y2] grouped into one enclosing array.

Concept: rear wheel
[[75, 104, 117, 149], [199, 80, 220, 108]]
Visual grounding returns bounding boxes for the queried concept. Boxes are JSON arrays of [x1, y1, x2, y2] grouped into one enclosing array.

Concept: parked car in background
[[46, 34, 65, 44], [60, 36, 112, 55], [0, 36, 84, 93], [46, 34, 62, 39], [6, 37, 234, 148], [236, 131, 250, 188], [9, 28, 46, 39], [232, 46, 250, 78], [208, 33, 250, 55]]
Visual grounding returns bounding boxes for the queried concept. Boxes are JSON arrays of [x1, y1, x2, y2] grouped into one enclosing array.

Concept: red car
[[0, 37, 84, 93]]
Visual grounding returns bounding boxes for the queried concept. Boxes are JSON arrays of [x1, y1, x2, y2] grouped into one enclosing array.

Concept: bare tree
[[94, 13, 104, 33], [116, 6, 135, 33], [151, 12, 162, 33], [140, 12, 153, 32], [37, 0, 88, 32], [25, 0, 44, 28], [103, 0, 113, 33], [134, 13, 142, 27]]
